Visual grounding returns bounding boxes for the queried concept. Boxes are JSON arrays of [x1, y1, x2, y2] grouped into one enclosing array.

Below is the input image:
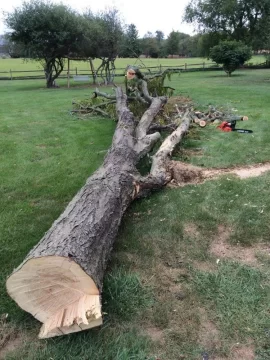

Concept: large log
[[6, 86, 191, 339]]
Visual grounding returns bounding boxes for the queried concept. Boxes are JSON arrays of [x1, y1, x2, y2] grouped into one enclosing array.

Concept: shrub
[[210, 40, 252, 76]]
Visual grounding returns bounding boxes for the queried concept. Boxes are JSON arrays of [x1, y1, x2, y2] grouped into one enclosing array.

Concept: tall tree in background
[[155, 30, 164, 44], [166, 31, 180, 55], [141, 32, 159, 58], [82, 8, 123, 84], [184, 0, 270, 49], [197, 32, 227, 57], [177, 32, 191, 56], [5, 0, 84, 87], [119, 23, 141, 57], [155, 30, 166, 57], [95, 8, 123, 83]]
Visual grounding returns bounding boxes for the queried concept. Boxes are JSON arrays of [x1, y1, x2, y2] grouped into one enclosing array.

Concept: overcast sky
[[0, 0, 195, 37]]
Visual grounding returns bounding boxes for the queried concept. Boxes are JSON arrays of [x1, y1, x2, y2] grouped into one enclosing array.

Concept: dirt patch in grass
[[0, 316, 24, 360], [198, 308, 221, 351], [232, 344, 255, 360], [194, 261, 217, 272], [144, 326, 165, 345], [210, 225, 270, 265], [214, 344, 255, 360], [156, 263, 185, 287], [183, 222, 200, 238]]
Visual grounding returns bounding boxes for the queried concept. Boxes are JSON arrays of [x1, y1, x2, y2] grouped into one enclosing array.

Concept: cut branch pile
[[189, 106, 248, 128], [70, 66, 182, 120], [71, 66, 248, 132]]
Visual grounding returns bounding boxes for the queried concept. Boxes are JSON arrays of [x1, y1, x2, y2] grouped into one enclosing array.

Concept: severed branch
[[136, 111, 192, 195], [151, 110, 191, 178]]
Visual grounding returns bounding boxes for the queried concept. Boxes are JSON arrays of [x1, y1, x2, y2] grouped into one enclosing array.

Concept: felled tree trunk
[[6, 86, 191, 339]]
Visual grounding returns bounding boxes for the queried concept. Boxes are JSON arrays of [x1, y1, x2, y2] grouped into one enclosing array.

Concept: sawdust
[[170, 161, 204, 186], [232, 164, 270, 178], [210, 225, 270, 265], [204, 162, 270, 180], [169, 161, 270, 187]]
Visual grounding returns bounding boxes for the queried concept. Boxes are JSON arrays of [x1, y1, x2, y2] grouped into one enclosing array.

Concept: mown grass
[[171, 69, 270, 167], [1, 69, 270, 359], [194, 262, 270, 343]]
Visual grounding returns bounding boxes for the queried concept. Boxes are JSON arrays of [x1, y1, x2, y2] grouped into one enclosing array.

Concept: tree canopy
[[119, 24, 141, 58], [5, 0, 84, 87], [82, 8, 123, 84], [184, 0, 270, 49], [5, 1, 123, 86]]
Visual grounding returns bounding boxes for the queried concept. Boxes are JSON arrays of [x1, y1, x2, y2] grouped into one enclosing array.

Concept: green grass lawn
[[0, 69, 270, 360]]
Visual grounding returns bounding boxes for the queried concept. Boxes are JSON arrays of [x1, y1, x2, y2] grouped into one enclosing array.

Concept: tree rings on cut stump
[[6, 256, 102, 338], [199, 120, 207, 127], [126, 69, 136, 80]]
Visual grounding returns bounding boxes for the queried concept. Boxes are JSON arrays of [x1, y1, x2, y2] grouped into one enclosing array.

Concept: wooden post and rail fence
[[0, 61, 223, 83], [0, 60, 267, 84]]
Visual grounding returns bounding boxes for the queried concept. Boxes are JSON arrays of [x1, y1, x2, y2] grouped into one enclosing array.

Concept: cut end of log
[[6, 256, 102, 338], [199, 120, 207, 127]]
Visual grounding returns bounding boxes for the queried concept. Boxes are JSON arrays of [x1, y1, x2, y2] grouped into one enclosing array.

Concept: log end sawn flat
[[6, 256, 102, 338]]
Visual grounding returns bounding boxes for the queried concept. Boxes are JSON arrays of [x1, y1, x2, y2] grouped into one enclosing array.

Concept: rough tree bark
[[6, 83, 191, 339]]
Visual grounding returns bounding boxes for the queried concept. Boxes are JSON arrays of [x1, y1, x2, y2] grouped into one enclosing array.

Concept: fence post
[[76, 67, 78, 75], [185, 63, 187, 70], [10, 69, 13, 80]]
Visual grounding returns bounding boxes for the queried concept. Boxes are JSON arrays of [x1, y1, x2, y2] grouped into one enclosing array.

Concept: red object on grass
[[217, 121, 232, 132]]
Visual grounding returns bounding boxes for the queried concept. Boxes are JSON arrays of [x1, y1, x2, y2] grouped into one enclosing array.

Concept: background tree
[[177, 32, 192, 56], [197, 32, 227, 57], [85, 8, 123, 84], [184, 0, 270, 49], [5, 0, 84, 88], [209, 40, 252, 76], [141, 32, 159, 58], [119, 23, 141, 58], [155, 30, 166, 57], [166, 31, 180, 55], [155, 30, 164, 44]]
